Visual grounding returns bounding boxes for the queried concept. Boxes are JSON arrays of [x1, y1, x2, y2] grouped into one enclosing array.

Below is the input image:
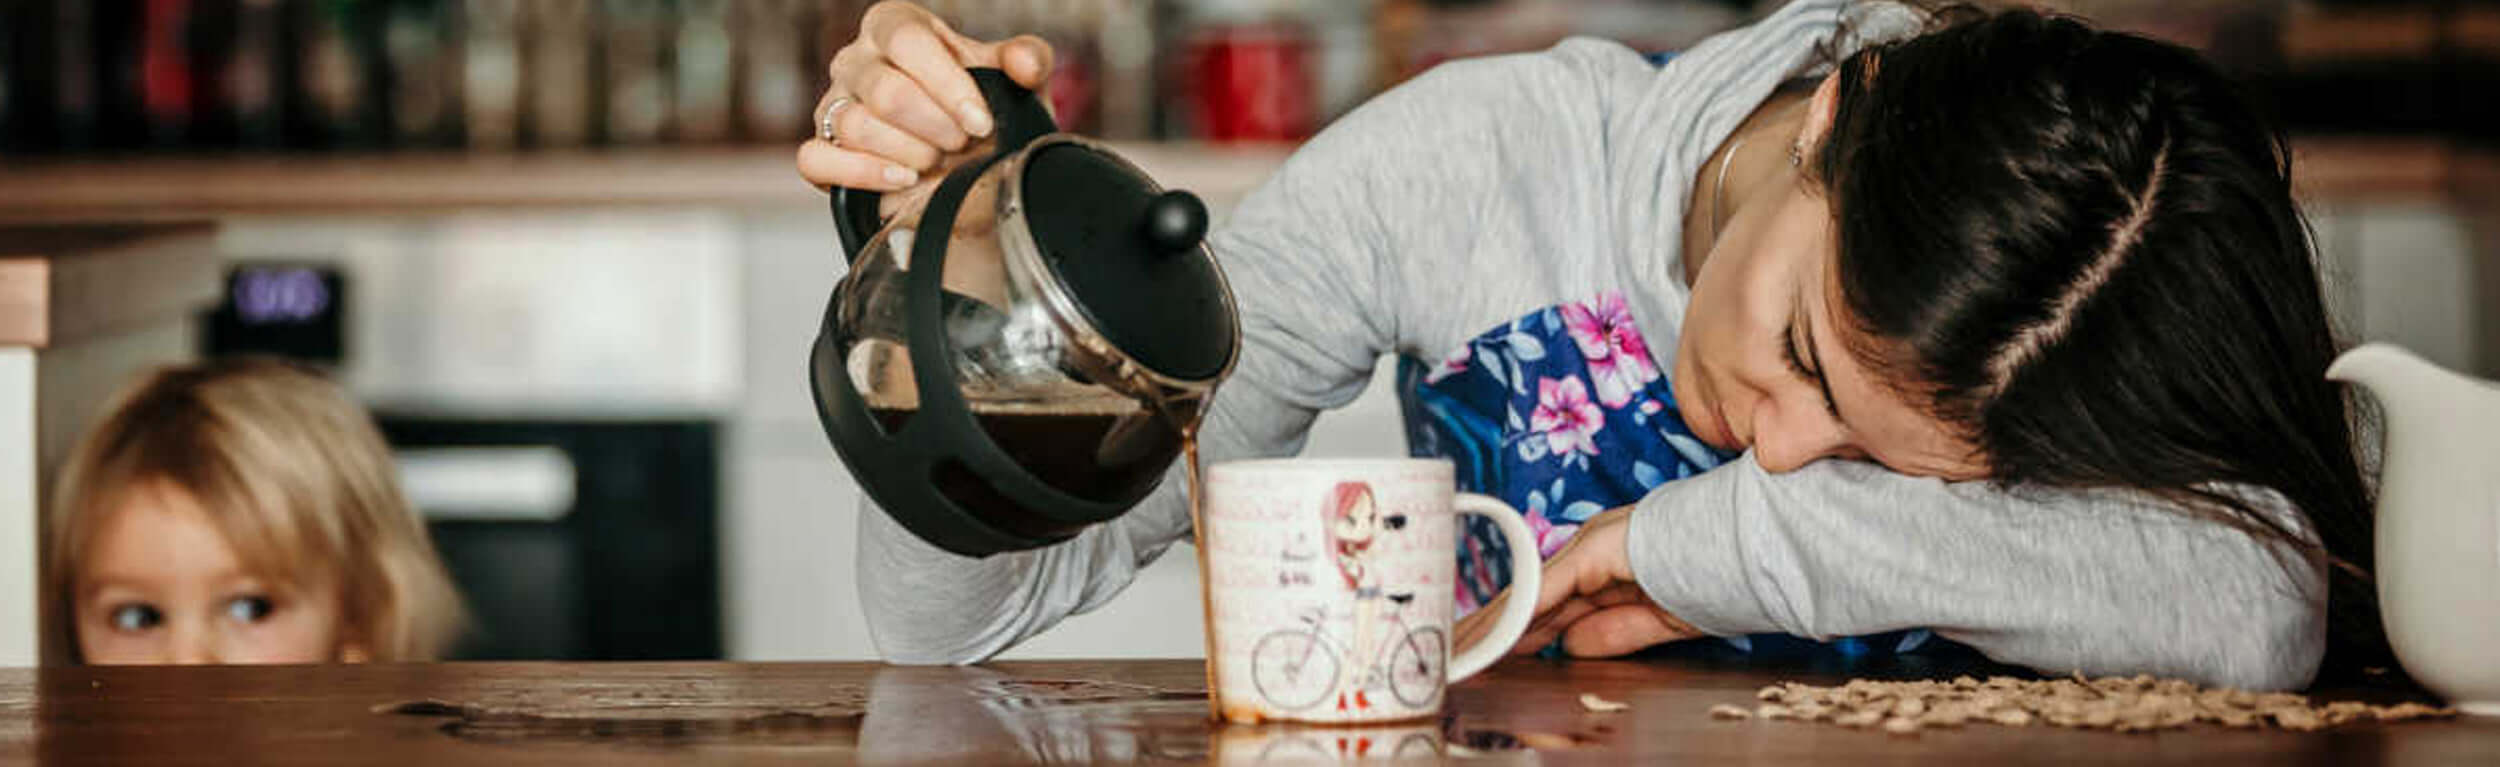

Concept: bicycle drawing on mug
[[1249, 592, 1449, 711]]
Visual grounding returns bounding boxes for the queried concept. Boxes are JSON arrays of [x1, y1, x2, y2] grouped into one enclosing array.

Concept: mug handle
[[1447, 492, 1542, 683]]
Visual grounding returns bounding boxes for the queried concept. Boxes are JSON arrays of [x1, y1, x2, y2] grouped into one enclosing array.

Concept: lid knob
[[1143, 190, 1209, 257]]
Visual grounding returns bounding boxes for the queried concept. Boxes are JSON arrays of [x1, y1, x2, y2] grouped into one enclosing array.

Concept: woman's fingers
[[852, 61, 969, 152], [796, 139, 921, 191], [805, 2, 1061, 191], [1514, 596, 1599, 655], [1560, 605, 1700, 658], [873, 14, 993, 139], [995, 34, 1056, 89], [831, 94, 945, 171], [1530, 532, 1622, 619]]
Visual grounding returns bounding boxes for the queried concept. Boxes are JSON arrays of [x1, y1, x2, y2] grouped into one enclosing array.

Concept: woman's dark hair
[[1815, 7, 2390, 681]]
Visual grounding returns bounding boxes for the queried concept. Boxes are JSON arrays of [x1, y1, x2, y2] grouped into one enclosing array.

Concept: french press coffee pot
[[810, 69, 1240, 557]]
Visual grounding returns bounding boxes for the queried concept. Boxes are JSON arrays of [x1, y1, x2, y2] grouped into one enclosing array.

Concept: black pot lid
[[1017, 141, 1235, 383]]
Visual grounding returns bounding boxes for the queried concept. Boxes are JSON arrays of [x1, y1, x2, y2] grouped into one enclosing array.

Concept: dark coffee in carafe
[[866, 396, 1187, 538]]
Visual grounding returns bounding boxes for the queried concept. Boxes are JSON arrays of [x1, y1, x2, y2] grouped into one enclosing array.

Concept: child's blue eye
[[225, 596, 275, 624], [110, 604, 162, 632]]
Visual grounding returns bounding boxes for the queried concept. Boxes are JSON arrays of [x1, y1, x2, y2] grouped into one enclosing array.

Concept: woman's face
[[74, 481, 357, 665], [1670, 78, 1985, 479]]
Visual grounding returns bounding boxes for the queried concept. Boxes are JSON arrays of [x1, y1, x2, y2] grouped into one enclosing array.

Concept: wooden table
[[2, 653, 2492, 765]]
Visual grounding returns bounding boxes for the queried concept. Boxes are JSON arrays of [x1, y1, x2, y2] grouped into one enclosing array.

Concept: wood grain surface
[[0, 652, 2491, 765]]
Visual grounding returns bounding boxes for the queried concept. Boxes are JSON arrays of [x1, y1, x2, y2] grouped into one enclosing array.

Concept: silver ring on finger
[[818, 95, 857, 144]]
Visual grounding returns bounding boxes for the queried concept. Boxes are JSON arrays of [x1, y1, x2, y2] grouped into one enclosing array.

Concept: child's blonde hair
[[45, 357, 462, 663]]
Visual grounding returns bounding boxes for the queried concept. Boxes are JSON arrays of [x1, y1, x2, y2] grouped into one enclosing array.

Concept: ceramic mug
[[1201, 458, 1540, 724]]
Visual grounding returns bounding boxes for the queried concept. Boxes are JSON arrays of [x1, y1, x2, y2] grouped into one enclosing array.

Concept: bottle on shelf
[[463, 0, 523, 150], [191, 0, 289, 150], [525, 0, 595, 147], [385, 0, 456, 148], [738, 0, 816, 142], [674, 0, 735, 142], [602, 0, 673, 145]]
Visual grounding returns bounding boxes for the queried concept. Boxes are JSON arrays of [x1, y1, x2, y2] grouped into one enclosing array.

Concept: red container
[[1183, 24, 1315, 143]]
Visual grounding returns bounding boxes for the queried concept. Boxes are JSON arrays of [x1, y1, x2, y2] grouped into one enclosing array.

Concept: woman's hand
[[795, 1, 1055, 204], [1452, 507, 1704, 657]]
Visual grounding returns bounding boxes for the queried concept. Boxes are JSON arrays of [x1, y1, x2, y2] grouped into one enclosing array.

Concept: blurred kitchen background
[[0, 0, 2493, 665]]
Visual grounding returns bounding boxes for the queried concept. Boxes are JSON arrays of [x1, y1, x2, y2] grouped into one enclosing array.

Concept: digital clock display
[[203, 263, 346, 363], [233, 267, 334, 324]]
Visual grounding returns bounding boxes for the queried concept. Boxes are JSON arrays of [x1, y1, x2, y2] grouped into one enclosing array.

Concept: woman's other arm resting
[[1627, 456, 2326, 690]]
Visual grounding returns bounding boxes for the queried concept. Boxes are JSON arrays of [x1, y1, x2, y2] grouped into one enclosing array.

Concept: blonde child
[[45, 358, 461, 664]]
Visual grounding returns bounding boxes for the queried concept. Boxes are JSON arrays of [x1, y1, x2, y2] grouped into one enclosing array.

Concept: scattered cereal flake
[[2272, 708, 2326, 731], [1703, 674, 2460, 735], [2376, 702, 2453, 721], [1579, 693, 1630, 713], [1882, 716, 1923, 735], [1708, 704, 1754, 720], [1922, 702, 1976, 727], [2257, 692, 2307, 709], [2151, 707, 2197, 728]]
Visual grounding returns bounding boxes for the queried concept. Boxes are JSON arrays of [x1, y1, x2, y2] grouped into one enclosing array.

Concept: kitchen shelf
[[0, 142, 1301, 223], [0, 137, 2483, 224], [2291, 136, 2500, 204]]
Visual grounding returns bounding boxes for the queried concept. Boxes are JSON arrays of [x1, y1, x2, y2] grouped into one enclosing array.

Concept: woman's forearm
[[1627, 455, 2327, 691]]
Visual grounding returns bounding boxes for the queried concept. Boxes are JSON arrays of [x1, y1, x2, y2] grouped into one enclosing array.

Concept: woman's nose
[[1750, 404, 1850, 474]]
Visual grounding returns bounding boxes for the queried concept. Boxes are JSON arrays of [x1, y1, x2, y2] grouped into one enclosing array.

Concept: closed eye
[[1784, 290, 1842, 419]]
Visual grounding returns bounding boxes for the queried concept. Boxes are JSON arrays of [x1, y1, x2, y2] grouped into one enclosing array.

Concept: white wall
[[2314, 202, 2483, 374]]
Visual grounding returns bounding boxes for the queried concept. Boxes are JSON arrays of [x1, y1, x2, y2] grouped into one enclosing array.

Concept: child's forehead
[[80, 492, 247, 586], [78, 477, 320, 591]]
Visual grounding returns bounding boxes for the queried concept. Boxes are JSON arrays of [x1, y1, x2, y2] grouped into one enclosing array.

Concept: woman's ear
[[1799, 72, 1844, 160]]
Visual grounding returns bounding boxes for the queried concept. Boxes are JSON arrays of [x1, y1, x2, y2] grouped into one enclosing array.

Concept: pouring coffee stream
[[809, 68, 1239, 712]]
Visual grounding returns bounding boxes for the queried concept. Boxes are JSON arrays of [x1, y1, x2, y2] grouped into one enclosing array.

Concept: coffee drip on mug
[[809, 68, 1241, 558]]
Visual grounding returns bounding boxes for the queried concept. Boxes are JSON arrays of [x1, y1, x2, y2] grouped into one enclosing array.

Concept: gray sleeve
[[855, 52, 1610, 664], [1626, 455, 2328, 691]]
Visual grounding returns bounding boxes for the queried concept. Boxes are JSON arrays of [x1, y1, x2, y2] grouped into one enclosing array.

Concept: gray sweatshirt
[[856, 0, 2328, 691]]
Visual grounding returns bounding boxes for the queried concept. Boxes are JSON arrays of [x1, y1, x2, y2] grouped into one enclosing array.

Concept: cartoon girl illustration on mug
[[1325, 481, 1381, 711]]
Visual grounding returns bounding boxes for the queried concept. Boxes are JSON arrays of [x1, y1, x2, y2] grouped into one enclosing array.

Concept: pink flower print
[[1530, 376, 1604, 459], [1561, 293, 1660, 408], [1425, 342, 1471, 384], [1526, 512, 1583, 559]]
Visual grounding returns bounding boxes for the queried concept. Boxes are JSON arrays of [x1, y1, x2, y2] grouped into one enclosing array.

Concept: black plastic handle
[[830, 67, 1059, 263]]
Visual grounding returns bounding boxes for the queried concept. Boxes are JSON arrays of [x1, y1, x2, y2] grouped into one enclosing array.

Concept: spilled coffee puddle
[[973, 679, 1208, 708], [1203, 712, 1604, 761], [377, 694, 864, 747], [1440, 711, 1604, 752]]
